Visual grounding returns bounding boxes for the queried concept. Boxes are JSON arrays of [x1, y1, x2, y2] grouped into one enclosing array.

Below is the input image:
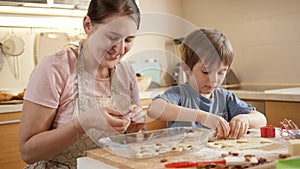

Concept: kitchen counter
[[228, 85, 300, 102], [0, 103, 23, 113], [140, 85, 300, 102], [230, 89, 300, 102], [139, 89, 165, 100]]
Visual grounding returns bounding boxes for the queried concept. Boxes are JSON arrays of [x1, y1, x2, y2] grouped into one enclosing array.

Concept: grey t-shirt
[[154, 83, 255, 128]]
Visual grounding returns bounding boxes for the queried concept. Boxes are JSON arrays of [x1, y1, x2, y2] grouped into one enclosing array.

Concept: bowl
[[98, 127, 214, 158], [137, 76, 152, 91]]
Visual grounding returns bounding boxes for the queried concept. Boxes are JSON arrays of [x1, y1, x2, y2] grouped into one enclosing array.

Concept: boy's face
[[189, 60, 228, 95]]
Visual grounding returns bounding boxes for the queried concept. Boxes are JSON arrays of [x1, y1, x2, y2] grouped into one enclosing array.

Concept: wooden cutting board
[[85, 135, 288, 169], [85, 148, 192, 169], [34, 32, 70, 65]]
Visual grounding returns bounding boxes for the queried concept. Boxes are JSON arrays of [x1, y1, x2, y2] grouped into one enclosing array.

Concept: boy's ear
[[181, 62, 192, 76]]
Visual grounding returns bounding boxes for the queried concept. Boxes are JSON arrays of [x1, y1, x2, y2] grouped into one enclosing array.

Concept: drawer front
[[0, 112, 26, 169], [265, 101, 300, 127], [0, 112, 22, 124]]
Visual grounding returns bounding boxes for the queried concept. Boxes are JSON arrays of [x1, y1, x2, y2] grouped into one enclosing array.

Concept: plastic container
[[98, 127, 214, 158]]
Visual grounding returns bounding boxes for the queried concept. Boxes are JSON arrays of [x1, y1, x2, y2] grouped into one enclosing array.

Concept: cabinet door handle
[[0, 119, 20, 125]]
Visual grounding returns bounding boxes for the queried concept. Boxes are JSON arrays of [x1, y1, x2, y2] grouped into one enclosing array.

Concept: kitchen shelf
[[0, 0, 90, 10], [0, 5, 86, 17]]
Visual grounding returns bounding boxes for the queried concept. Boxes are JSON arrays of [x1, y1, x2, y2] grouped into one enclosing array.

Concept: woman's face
[[189, 60, 228, 95], [85, 14, 137, 69]]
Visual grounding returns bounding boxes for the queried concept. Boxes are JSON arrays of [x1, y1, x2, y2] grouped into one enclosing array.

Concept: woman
[[19, 0, 144, 168]]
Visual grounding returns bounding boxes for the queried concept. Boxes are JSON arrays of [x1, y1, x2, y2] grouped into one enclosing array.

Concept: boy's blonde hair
[[180, 28, 233, 71]]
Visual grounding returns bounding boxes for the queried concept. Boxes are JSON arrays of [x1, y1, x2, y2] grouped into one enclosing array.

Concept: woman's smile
[[105, 50, 121, 60]]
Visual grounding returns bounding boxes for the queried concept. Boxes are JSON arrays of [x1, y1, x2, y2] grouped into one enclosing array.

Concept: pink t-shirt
[[24, 48, 140, 128]]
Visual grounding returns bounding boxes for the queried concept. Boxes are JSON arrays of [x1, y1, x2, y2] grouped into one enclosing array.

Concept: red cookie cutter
[[260, 125, 275, 138]]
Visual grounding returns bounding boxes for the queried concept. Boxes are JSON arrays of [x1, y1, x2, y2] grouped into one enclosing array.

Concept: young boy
[[147, 28, 266, 139]]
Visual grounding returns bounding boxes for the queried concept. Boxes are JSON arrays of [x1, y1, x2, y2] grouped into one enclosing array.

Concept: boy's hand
[[228, 114, 249, 139], [203, 113, 230, 138]]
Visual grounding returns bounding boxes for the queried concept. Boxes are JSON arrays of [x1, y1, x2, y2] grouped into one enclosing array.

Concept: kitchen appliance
[[167, 38, 186, 85], [131, 62, 161, 88], [173, 62, 187, 85], [34, 32, 70, 65]]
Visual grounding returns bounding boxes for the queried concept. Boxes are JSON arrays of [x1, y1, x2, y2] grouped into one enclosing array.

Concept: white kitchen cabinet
[[0, 0, 90, 9]]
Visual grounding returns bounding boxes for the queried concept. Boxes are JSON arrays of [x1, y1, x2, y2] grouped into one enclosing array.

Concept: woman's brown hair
[[87, 0, 140, 29]]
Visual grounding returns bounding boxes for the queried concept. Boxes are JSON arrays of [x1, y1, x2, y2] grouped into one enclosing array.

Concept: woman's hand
[[228, 114, 249, 139], [79, 106, 131, 133], [125, 105, 146, 133], [130, 105, 146, 124]]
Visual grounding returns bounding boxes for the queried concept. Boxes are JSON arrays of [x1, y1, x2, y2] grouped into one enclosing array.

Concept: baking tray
[[98, 127, 214, 158]]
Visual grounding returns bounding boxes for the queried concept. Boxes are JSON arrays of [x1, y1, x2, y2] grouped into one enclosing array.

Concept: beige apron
[[24, 133, 98, 169]]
